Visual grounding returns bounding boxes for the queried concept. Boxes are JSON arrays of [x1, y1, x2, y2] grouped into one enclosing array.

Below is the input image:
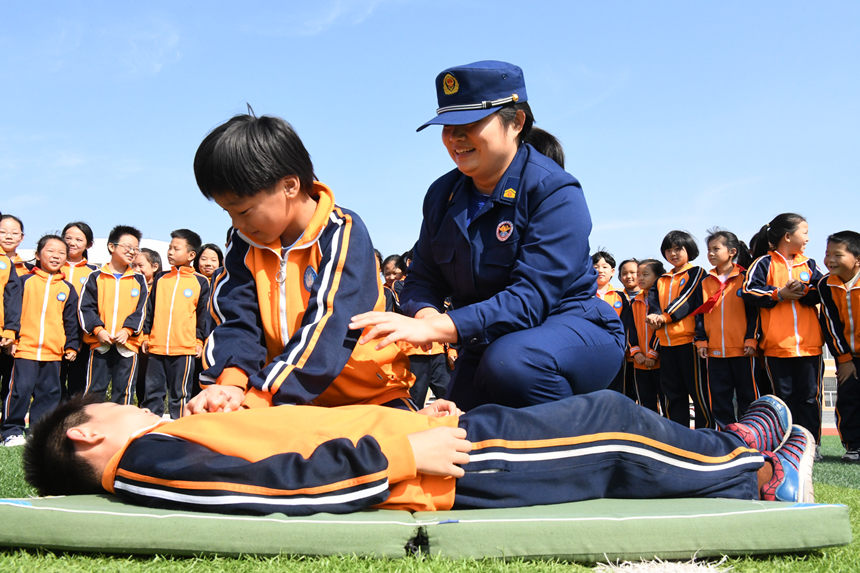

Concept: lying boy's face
[[80, 402, 162, 445], [213, 188, 291, 246], [167, 237, 195, 267]]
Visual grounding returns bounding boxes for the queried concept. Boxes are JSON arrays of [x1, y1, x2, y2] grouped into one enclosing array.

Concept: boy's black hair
[[619, 258, 639, 271], [35, 234, 68, 270], [194, 114, 316, 199], [62, 221, 94, 260], [139, 248, 162, 272], [193, 243, 224, 274], [23, 394, 104, 496], [591, 250, 616, 269], [638, 258, 666, 278], [705, 228, 752, 268], [108, 225, 142, 245], [170, 228, 203, 255], [525, 126, 565, 168], [0, 213, 24, 233], [827, 230, 860, 258], [660, 230, 699, 261], [749, 213, 806, 260]]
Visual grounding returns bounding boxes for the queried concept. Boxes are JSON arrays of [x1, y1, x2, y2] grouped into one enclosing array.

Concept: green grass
[[0, 436, 856, 571]]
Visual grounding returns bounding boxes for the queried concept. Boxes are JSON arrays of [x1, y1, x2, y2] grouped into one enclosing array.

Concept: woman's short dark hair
[[23, 394, 103, 496], [194, 114, 316, 199], [660, 230, 699, 261], [497, 102, 535, 145]]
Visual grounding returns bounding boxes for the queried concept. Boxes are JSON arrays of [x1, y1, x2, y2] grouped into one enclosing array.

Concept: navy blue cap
[[417, 60, 527, 132]]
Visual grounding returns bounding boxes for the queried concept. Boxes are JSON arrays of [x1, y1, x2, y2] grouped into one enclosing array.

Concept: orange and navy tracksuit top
[[818, 272, 860, 363], [104, 403, 459, 515], [625, 288, 660, 370], [0, 253, 21, 340], [596, 284, 628, 318], [143, 266, 210, 356], [78, 265, 148, 352], [202, 182, 413, 408], [8, 253, 31, 276], [648, 263, 706, 347], [14, 268, 79, 361], [742, 251, 823, 358], [61, 259, 98, 296], [694, 264, 757, 358]]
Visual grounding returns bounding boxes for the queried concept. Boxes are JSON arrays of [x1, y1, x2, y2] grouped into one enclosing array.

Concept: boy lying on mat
[[23, 391, 813, 516]]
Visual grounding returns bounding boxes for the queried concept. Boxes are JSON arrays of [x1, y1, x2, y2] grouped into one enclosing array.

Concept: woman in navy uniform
[[351, 61, 624, 409]]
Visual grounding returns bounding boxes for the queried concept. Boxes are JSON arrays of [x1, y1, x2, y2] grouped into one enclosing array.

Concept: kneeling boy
[[24, 391, 813, 515]]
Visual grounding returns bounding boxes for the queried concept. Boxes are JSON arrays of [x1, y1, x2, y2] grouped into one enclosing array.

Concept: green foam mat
[[0, 496, 851, 560], [414, 498, 852, 561]]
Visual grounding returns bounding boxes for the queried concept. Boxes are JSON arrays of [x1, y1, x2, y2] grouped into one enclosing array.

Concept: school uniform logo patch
[[183, 288, 193, 298], [799, 271, 810, 282], [442, 73, 459, 95], [0, 260, 6, 270], [303, 266, 317, 291], [503, 188, 517, 199], [736, 288, 743, 297], [496, 220, 513, 242], [130, 288, 140, 297], [79, 276, 87, 284], [57, 292, 67, 302], [614, 300, 623, 309], [680, 278, 686, 286]]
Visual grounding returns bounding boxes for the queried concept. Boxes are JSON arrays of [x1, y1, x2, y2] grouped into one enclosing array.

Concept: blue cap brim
[[416, 106, 501, 132]]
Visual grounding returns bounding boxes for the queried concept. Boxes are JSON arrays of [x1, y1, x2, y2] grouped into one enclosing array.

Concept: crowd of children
[[592, 214, 860, 463], [0, 214, 220, 446]]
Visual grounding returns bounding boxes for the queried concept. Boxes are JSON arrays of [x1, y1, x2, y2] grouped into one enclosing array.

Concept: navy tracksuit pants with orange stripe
[[453, 390, 762, 509]]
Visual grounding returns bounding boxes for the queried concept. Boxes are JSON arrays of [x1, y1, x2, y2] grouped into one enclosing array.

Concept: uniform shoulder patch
[[503, 188, 517, 199], [304, 266, 317, 291]]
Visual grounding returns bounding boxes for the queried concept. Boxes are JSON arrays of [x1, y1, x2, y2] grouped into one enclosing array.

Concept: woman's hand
[[349, 311, 457, 350], [417, 398, 463, 417]]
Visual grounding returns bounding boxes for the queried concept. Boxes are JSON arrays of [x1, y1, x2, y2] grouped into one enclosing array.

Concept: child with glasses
[[78, 225, 148, 404]]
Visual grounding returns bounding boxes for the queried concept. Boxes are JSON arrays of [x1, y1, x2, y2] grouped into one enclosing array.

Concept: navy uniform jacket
[[401, 143, 598, 349]]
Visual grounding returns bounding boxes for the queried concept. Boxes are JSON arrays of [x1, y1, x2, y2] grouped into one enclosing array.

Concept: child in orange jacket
[[60, 222, 98, 398], [627, 259, 663, 413], [1, 235, 79, 446]]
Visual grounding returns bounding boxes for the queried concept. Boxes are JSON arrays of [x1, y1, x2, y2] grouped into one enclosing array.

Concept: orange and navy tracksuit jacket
[[143, 266, 210, 356], [202, 182, 413, 407], [742, 251, 823, 357], [694, 265, 757, 358], [9, 253, 31, 277], [78, 265, 148, 352], [596, 284, 628, 318], [0, 253, 21, 340], [61, 259, 98, 297], [104, 403, 459, 515], [14, 268, 79, 361], [818, 272, 860, 363], [648, 264, 706, 347], [626, 289, 659, 370]]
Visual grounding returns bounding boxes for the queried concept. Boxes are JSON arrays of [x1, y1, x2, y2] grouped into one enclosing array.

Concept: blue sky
[[2, 1, 858, 282]]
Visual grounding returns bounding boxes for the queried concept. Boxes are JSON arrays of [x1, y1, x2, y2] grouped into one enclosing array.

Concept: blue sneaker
[[724, 395, 791, 453], [761, 425, 815, 503]]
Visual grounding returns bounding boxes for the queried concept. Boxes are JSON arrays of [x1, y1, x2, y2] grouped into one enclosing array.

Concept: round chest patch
[[0, 260, 6, 270], [496, 220, 513, 242], [736, 288, 743, 297], [79, 276, 87, 284], [679, 278, 686, 286], [799, 271, 810, 282], [303, 266, 317, 291], [57, 292, 67, 302], [614, 300, 623, 309], [183, 288, 193, 298], [130, 288, 140, 297]]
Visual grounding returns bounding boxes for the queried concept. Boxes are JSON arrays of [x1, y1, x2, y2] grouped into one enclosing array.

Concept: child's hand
[[446, 346, 458, 370], [644, 357, 656, 368], [114, 330, 130, 345], [140, 340, 149, 354], [837, 361, 858, 385], [0, 337, 12, 348], [195, 344, 203, 359], [633, 353, 646, 365], [64, 350, 77, 361], [184, 385, 245, 415], [417, 399, 463, 417], [778, 280, 804, 300], [697, 347, 708, 359], [645, 314, 664, 329], [96, 330, 113, 345], [407, 426, 471, 477], [743, 344, 756, 356]]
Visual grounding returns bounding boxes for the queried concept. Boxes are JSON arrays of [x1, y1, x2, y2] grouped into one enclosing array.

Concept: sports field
[[0, 435, 856, 572]]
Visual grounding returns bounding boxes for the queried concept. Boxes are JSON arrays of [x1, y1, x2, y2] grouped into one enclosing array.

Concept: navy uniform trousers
[[453, 390, 762, 509], [85, 346, 138, 405], [143, 354, 196, 419], [836, 358, 860, 450], [1, 358, 62, 439], [448, 298, 626, 410]]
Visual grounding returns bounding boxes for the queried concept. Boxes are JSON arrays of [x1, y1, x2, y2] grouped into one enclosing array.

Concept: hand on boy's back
[[417, 399, 463, 417], [184, 385, 245, 415], [407, 426, 471, 478]]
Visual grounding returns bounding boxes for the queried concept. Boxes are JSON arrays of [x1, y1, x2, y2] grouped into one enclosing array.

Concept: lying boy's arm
[[110, 432, 394, 516]]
